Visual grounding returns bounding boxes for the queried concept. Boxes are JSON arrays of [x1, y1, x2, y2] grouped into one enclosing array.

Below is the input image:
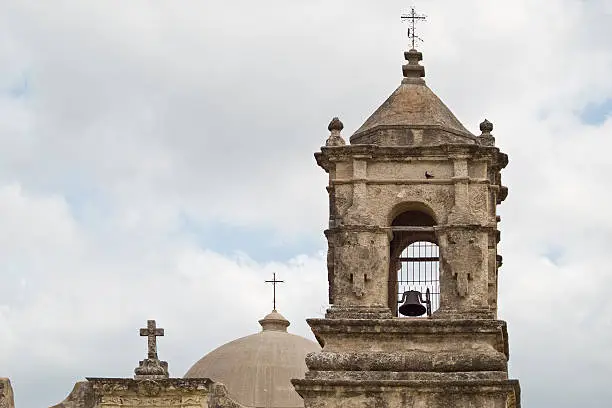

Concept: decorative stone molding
[[52, 377, 245, 408]]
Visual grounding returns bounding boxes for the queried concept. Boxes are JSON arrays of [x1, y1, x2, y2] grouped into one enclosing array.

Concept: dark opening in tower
[[397, 242, 440, 316], [389, 208, 440, 317]]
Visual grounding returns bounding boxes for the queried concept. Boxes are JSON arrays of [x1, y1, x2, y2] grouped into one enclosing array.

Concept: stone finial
[[258, 310, 290, 332], [134, 320, 169, 380], [328, 117, 344, 132], [480, 119, 493, 135], [402, 49, 425, 83], [325, 117, 346, 146], [478, 118, 495, 146]]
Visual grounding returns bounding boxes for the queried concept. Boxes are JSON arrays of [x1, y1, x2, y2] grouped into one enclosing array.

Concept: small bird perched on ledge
[[425, 171, 434, 179]]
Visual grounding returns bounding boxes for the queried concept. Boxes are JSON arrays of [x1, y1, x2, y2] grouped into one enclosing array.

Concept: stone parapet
[[307, 318, 509, 367], [51, 378, 246, 408]]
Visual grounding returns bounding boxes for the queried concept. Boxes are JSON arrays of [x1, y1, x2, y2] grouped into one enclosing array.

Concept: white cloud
[[0, 181, 327, 406], [1, 0, 612, 407]]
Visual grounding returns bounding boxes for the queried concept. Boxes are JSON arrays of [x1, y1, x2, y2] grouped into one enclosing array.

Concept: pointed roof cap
[[350, 49, 476, 146]]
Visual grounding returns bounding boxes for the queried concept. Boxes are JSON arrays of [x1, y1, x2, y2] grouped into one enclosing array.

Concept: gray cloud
[[1, 0, 612, 407]]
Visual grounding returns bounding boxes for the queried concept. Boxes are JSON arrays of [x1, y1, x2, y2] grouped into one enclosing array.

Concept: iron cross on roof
[[265, 272, 284, 311], [401, 7, 427, 49], [140, 319, 164, 360]]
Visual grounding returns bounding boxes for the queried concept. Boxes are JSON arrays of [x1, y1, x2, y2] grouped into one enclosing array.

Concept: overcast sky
[[1, 1, 612, 407]]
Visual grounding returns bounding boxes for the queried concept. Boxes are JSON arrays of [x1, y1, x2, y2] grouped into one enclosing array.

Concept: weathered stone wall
[[317, 144, 506, 318], [294, 380, 520, 408]]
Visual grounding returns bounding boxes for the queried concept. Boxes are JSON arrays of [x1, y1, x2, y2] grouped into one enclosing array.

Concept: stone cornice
[[306, 318, 509, 361], [330, 178, 492, 185], [324, 225, 390, 235], [326, 224, 497, 234], [87, 378, 213, 395], [305, 350, 507, 372], [316, 144, 507, 172], [292, 378, 521, 392], [306, 318, 507, 334]]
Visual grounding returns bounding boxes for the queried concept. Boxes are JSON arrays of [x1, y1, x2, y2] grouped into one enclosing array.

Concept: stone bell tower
[[292, 44, 521, 407]]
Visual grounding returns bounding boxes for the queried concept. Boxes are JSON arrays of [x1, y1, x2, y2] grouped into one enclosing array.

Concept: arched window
[[388, 208, 440, 317]]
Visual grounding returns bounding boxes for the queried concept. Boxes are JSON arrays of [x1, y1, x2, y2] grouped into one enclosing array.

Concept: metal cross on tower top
[[265, 272, 284, 311], [139, 319, 164, 360], [401, 7, 427, 49]]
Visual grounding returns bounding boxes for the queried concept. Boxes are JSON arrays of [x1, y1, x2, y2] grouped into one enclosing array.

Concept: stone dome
[[184, 310, 320, 408]]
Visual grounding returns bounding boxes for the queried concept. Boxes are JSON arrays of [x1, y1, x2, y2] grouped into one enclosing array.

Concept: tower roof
[[184, 310, 320, 408], [350, 49, 477, 146]]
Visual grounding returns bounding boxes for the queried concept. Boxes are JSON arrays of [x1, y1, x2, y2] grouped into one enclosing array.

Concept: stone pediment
[[50, 378, 244, 408]]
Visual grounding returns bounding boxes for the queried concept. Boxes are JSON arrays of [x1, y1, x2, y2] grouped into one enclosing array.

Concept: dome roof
[[350, 49, 477, 146], [184, 310, 320, 408]]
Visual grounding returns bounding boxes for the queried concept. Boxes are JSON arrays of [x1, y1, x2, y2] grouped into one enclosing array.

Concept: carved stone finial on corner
[[325, 117, 346, 146], [478, 118, 495, 146], [480, 119, 493, 134]]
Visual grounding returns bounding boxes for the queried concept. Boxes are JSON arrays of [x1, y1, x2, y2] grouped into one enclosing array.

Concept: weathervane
[[265, 272, 284, 311], [401, 7, 427, 49]]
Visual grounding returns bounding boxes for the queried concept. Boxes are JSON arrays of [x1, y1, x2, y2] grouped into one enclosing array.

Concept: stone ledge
[[307, 318, 507, 333], [292, 377, 520, 392], [303, 370, 509, 382], [331, 178, 493, 185], [316, 144, 507, 173], [305, 350, 507, 372], [293, 378, 521, 408]]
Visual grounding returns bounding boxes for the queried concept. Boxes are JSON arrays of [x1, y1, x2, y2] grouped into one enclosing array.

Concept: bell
[[398, 290, 427, 317]]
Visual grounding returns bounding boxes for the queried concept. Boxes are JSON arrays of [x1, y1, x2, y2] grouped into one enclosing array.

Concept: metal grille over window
[[397, 241, 440, 317]]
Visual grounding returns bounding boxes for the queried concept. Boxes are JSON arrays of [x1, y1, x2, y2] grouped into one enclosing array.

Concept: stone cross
[[140, 320, 164, 360]]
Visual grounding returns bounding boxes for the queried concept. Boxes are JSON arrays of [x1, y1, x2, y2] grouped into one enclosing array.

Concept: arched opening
[[397, 241, 440, 316], [388, 209, 440, 317]]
